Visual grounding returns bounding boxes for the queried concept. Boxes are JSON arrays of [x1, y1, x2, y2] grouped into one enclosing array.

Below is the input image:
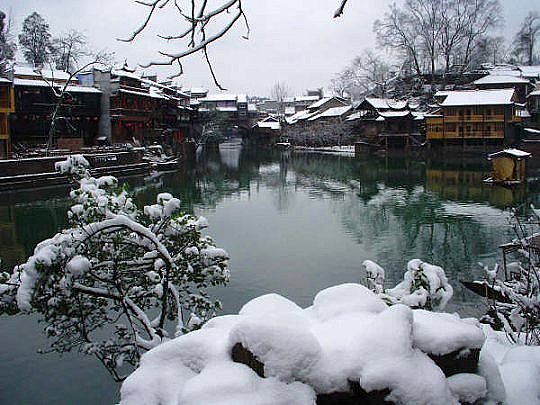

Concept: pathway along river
[[1, 140, 539, 404]]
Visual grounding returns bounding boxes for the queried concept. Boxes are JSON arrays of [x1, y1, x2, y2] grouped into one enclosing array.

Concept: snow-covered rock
[[120, 284, 487, 405]]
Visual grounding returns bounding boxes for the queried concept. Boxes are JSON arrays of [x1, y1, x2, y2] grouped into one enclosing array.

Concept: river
[[0, 140, 538, 404]]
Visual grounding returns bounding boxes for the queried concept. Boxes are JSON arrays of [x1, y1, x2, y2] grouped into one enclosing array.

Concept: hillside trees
[[513, 11, 540, 65], [373, 0, 503, 78]]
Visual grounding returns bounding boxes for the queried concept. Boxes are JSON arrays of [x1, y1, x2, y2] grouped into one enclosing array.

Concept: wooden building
[[348, 97, 424, 148], [426, 89, 522, 147], [473, 75, 534, 103], [10, 76, 101, 150], [0, 78, 14, 159], [487, 148, 531, 184]]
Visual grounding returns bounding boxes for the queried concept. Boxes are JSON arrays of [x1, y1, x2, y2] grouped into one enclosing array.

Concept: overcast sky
[[5, 0, 539, 97]]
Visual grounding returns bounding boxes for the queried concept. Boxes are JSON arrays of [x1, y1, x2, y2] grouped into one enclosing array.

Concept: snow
[[15, 65, 71, 81], [307, 97, 347, 110], [65, 256, 90, 278], [364, 97, 408, 110], [413, 310, 484, 355], [121, 283, 487, 405], [474, 75, 531, 85], [440, 89, 515, 107], [488, 148, 532, 159], [307, 105, 352, 121], [447, 373, 487, 404]]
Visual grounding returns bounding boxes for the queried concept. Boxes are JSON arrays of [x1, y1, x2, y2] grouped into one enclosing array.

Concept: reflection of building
[[426, 89, 522, 147], [0, 78, 14, 158], [426, 167, 526, 208], [0, 206, 26, 267]]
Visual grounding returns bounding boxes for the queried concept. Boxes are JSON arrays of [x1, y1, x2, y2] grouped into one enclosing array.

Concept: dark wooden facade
[[10, 81, 101, 149]]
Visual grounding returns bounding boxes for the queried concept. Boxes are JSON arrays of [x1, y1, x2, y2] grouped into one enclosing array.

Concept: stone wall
[[283, 119, 357, 147]]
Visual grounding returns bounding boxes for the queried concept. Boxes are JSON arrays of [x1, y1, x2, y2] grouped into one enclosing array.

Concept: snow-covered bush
[[477, 207, 540, 345], [0, 156, 229, 380], [362, 259, 453, 311]]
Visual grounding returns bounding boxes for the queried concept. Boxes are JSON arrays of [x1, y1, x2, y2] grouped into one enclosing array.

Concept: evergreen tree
[[18, 12, 52, 67]]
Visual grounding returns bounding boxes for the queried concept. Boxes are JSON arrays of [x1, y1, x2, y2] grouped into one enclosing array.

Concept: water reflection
[[0, 142, 537, 404]]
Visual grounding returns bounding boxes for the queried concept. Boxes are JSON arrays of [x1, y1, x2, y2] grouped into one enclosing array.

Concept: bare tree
[[513, 11, 540, 66], [374, 3, 423, 77], [335, 50, 394, 100], [455, 0, 503, 72], [270, 81, 291, 117], [374, 0, 502, 77], [329, 76, 348, 98], [52, 29, 89, 73]]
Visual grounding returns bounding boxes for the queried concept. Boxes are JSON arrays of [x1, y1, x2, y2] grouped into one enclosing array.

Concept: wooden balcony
[[427, 130, 505, 140], [443, 114, 505, 123]]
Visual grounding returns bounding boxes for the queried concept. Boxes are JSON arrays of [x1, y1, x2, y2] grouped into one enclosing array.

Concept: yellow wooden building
[[487, 148, 531, 184], [426, 89, 522, 146], [0, 78, 15, 159]]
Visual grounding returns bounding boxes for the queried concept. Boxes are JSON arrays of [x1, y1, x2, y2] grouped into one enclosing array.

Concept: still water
[[1, 141, 538, 404]]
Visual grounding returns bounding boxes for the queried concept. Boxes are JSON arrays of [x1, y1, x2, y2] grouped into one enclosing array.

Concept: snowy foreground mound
[[121, 284, 540, 405]]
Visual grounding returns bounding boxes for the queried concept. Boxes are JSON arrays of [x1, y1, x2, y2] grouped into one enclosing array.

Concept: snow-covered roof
[[189, 87, 208, 94], [528, 90, 540, 97], [286, 109, 316, 124], [474, 75, 531, 86], [14, 78, 49, 87], [524, 128, 540, 135], [294, 95, 320, 103], [118, 88, 153, 98], [248, 104, 257, 112], [440, 89, 515, 107], [488, 148, 531, 159], [255, 121, 280, 130], [487, 68, 522, 77], [64, 85, 101, 94], [364, 97, 407, 110], [308, 105, 352, 121], [0, 77, 11, 83], [237, 94, 248, 103], [518, 65, 540, 78], [345, 111, 367, 121], [378, 110, 411, 118], [111, 69, 141, 81], [14, 65, 72, 81], [14, 78, 101, 93], [200, 94, 241, 102]]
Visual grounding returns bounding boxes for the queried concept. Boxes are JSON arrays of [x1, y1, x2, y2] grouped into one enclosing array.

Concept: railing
[[428, 130, 504, 140]]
